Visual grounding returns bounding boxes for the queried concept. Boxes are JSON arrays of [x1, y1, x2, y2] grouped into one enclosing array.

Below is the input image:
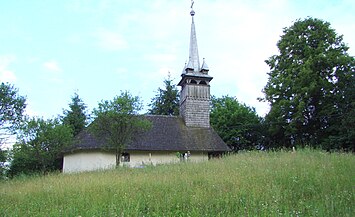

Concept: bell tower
[[178, 2, 212, 128]]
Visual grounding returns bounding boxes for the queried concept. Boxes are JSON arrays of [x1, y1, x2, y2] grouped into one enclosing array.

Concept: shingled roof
[[67, 115, 230, 153]]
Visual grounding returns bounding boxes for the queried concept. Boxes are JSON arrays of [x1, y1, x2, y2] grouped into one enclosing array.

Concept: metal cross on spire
[[191, 0, 194, 9], [190, 0, 195, 16]]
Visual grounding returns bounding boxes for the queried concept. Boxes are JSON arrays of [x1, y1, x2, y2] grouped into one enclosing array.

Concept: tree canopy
[[0, 82, 26, 178], [0, 82, 26, 144], [261, 17, 355, 150], [62, 92, 88, 136], [9, 118, 73, 176], [148, 74, 180, 116], [90, 91, 151, 166], [210, 96, 264, 151]]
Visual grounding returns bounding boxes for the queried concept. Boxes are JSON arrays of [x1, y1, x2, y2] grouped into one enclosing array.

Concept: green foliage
[[0, 149, 6, 163], [210, 96, 264, 151], [0, 82, 26, 136], [262, 17, 355, 150], [8, 118, 73, 177], [1, 150, 354, 216], [90, 91, 151, 166], [62, 92, 88, 136], [0, 82, 26, 178], [0, 149, 8, 179], [148, 74, 180, 116]]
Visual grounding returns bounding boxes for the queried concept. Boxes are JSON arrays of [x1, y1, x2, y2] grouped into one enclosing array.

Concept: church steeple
[[186, 8, 200, 73], [183, 1, 210, 75], [178, 2, 213, 128]]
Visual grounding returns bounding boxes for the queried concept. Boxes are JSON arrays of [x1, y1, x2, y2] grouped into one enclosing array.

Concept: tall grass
[[1, 149, 354, 216]]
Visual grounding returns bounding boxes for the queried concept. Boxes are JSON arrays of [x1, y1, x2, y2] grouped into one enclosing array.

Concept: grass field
[[0, 149, 354, 216]]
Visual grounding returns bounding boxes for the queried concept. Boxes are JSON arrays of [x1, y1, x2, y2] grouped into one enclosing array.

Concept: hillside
[[1, 149, 354, 216]]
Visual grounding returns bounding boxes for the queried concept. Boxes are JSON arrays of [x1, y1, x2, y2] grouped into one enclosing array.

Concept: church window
[[121, 152, 130, 162]]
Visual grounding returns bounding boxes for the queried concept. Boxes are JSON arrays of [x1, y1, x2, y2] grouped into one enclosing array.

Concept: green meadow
[[1, 149, 354, 216]]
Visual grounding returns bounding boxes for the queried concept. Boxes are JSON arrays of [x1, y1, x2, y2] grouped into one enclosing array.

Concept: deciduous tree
[[9, 118, 73, 176], [90, 91, 151, 166], [261, 17, 355, 150], [0, 82, 26, 177], [210, 96, 264, 151], [0, 82, 26, 144]]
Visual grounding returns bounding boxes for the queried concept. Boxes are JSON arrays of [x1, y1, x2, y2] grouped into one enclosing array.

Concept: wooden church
[[63, 5, 229, 173]]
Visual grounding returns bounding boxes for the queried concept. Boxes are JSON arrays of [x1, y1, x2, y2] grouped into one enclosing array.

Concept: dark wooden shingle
[[67, 115, 230, 152]]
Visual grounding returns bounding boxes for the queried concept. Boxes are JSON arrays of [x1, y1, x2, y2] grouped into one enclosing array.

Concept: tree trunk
[[115, 149, 121, 168]]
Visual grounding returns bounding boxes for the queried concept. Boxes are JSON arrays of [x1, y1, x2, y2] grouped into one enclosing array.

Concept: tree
[[210, 96, 264, 151], [90, 91, 151, 167], [62, 92, 88, 136], [148, 74, 180, 116], [261, 17, 355, 150], [0, 82, 26, 177], [322, 70, 355, 151], [9, 118, 73, 176], [0, 82, 26, 144], [8, 143, 41, 177], [0, 149, 7, 179]]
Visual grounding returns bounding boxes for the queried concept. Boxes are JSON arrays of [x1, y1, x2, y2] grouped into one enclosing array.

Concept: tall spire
[[186, 1, 200, 73], [178, 1, 213, 128]]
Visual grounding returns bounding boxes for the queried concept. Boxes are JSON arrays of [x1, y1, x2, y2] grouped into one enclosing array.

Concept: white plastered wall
[[126, 151, 208, 167], [63, 151, 116, 173], [63, 150, 208, 173]]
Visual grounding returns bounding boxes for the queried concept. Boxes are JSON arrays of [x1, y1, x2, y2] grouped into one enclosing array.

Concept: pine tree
[[148, 74, 180, 116], [62, 92, 88, 136]]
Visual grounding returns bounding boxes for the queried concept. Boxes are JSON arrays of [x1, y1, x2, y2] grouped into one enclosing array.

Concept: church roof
[[200, 58, 209, 72], [67, 115, 230, 153]]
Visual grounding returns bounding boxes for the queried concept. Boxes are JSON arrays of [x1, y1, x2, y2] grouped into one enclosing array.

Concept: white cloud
[[42, 60, 64, 83], [0, 55, 17, 83], [144, 53, 177, 63], [43, 60, 61, 72], [26, 56, 40, 64], [94, 28, 128, 51], [24, 103, 39, 117], [67, 33, 82, 44], [67, 0, 113, 14], [0, 70, 17, 83], [115, 67, 128, 74]]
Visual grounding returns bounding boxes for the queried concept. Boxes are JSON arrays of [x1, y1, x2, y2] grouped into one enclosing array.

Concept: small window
[[121, 152, 130, 162], [190, 80, 197, 84]]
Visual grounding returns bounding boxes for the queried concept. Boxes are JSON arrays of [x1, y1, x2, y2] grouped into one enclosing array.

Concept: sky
[[1, 0, 354, 119]]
